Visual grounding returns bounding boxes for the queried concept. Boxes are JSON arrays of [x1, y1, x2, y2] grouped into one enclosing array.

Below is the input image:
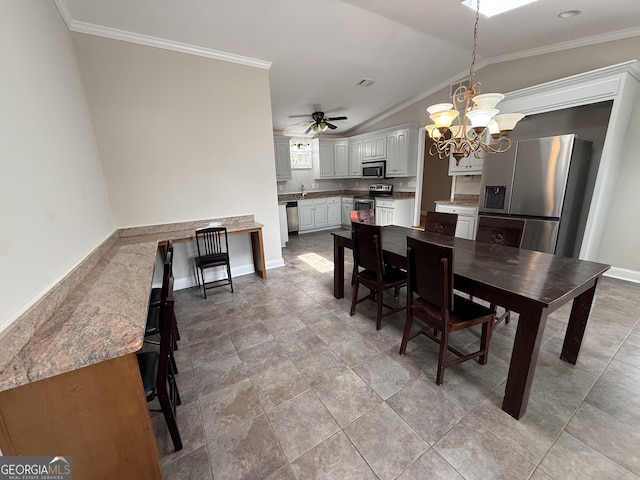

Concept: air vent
[[357, 79, 376, 87]]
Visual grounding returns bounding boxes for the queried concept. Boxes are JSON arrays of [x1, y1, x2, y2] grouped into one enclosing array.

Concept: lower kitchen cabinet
[[375, 198, 415, 227], [341, 197, 354, 226], [298, 197, 341, 233], [435, 203, 478, 239]]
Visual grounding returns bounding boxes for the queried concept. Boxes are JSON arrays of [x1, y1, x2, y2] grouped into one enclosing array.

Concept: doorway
[[419, 137, 451, 226]]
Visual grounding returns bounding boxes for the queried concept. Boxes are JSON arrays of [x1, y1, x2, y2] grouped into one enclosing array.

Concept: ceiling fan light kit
[[426, 0, 524, 164]]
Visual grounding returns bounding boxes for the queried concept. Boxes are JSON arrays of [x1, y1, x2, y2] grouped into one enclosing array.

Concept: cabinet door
[[363, 135, 386, 160], [448, 155, 483, 175], [341, 204, 352, 226], [386, 130, 410, 176], [318, 142, 335, 177], [327, 203, 341, 226], [455, 215, 475, 239], [348, 141, 362, 176], [274, 138, 291, 180], [375, 207, 394, 226], [334, 142, 349, 177], [314, 204, 328, 226], [299, 204, 315, 230]]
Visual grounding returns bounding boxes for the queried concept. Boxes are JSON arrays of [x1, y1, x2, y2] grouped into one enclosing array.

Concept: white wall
[[0, 1, 114, 331], [71, 34, 283, 270]]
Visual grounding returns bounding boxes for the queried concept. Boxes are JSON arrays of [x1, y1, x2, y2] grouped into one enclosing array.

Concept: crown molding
[[53, 0, 271, 70], [488, 27, 640, 66]]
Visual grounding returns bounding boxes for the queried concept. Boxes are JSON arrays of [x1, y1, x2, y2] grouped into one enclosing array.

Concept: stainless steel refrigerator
[[478, 134, 593, 257]]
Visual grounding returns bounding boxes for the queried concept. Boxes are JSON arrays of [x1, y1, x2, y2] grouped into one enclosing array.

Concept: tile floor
[[153, 229, 640, 480]]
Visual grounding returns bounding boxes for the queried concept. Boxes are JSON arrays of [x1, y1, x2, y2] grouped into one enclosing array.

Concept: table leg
[[333, 236, 345, 299], [561, 280, 598, 364], [250, 230, 267, 279], [502, 305, 547, 419]]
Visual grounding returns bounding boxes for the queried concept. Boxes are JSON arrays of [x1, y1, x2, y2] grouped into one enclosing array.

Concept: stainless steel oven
[[353, 197, 375, 211], [362, 161, 386, 179]]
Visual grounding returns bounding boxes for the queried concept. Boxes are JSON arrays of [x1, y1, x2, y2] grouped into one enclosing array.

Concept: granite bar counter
[[0, 214, 263, 480]]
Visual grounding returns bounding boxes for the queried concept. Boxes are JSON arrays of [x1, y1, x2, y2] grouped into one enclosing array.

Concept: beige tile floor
[[153, 229, 640, 480]]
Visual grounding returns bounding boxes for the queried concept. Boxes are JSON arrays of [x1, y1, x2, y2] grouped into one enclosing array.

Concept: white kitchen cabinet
[[274, 135, 292, 181], [348, 140, 363, 177], [341, 197, 353, 226], [375, 205, 395, 226], [298, 197, 341, 232], [315, 138, 350, 178], [435, 203, 478, 240], [363, 135, 387, 161], [278, 203, 289, 247], [448, 154, 483, 175], [386, 128, 418, 177], [375, 198, 415, 227]]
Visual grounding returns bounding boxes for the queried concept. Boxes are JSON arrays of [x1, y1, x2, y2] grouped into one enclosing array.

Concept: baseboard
[[174, 258, 286, 290], [604, 267, 640, 284]]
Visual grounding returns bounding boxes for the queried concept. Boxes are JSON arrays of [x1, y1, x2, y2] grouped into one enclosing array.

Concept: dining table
[[332, 225, 610, 420]]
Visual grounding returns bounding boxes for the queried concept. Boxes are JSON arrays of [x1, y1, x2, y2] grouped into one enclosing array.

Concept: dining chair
[[424, 211, 458, 236], [137, 276, 183, 451], [149, 240, 174, 308], [350, 222, 407, 330], [399, 237, 495, 385], [475, 216, 526, 327], [350, 209, 375, 224], [194, 226, 233, 299]]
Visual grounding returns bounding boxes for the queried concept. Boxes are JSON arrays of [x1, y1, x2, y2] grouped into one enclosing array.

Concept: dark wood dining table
[[332, 225, 610, 420]]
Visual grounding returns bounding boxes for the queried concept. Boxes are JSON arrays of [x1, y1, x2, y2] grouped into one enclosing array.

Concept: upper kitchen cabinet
[[274, 135, 292, 180], [363, 134, 387, 161], [314, 138, 349, 178], [448, 154, 483, 175], [386, 128, 418, 177], [348, 139, 363, 177]]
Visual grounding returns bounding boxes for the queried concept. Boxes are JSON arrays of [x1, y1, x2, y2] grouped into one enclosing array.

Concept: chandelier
[[425, 0, 524, 165]]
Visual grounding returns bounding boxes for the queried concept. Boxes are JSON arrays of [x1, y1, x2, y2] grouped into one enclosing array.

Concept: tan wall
[[0, 1, 115, 331], [71, 34, 283, 267], [359, 36, 640, 272]]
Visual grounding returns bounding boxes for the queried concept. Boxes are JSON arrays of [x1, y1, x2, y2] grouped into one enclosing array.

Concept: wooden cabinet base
[[0, 354, 162, 479]]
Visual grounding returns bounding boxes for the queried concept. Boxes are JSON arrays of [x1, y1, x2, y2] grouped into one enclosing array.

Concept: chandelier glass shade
[[425, 0, 524, 164]]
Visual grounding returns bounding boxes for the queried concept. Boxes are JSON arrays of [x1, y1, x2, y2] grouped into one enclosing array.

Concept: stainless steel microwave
[[362, 161, 386, 179]]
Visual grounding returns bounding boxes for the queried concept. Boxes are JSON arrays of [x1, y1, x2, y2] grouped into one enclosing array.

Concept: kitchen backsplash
[[278, 172, 417, 195]]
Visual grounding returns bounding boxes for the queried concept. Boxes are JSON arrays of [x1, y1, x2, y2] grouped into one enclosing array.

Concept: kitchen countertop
[[279, 190, 415, 203], [0, 215, 261, 393]]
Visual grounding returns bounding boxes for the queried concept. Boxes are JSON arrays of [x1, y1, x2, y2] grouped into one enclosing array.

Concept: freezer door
[[509, 135, 574, 217], [478, 147, 517, 215], [520, 218, 560, 254]]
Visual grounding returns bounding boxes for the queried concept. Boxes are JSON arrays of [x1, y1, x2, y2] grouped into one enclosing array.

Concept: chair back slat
[[157, 276, 175, 386], [476, 216, 526, 247], [407, 237, 453, 311], [352, 222, 384, 276], [424, 211, 458, 236], [196, 227, 229, 257]]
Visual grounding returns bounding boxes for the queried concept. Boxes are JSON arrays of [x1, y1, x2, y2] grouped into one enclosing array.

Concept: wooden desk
[[332, 226, 610, 419]]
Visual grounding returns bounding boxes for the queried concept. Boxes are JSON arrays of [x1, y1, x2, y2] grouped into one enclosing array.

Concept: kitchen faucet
[[301, 183, 307, 198]]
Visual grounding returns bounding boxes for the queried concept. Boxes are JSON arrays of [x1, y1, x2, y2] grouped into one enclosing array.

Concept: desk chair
[[137, 276, 183, 451], [194, 227, 233, 299], [400, 237, 494, 385], [350, 222, 407, 330], [475, 216, 526, 327], [424, 211, 458, 236]]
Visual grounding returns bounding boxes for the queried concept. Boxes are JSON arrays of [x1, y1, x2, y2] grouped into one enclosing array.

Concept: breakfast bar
[[0, 215, 264, 479]]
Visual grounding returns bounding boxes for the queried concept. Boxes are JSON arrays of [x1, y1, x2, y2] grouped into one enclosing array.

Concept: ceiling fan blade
[[325, 122, 337, 130], [325, 116, 347, 121], [288, 114, 312, 118], [304, 124, 313, 134]]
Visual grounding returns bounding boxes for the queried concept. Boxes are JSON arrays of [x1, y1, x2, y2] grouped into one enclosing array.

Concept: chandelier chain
[[469, 0, 480, 87]]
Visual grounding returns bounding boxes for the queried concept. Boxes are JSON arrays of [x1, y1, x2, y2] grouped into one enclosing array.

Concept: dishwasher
[[286, 201, 299, 235]]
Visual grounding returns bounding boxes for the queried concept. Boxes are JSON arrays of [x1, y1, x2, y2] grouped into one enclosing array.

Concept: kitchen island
[[0, 215, 263, 479]]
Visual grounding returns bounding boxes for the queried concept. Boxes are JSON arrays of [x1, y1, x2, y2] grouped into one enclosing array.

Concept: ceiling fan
[[289, 107, 347, 134]]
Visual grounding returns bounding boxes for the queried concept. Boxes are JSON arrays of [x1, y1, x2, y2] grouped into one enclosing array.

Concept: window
[[290, 139, 312, 169]]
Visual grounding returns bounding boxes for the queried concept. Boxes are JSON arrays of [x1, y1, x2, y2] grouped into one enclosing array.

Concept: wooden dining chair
[[194, 227, 233, 299], [350, 222, 407, 330], [137, 276, 183, 451], [350, 209, 375, 224], [424, 211, 458, 236], [399, 237, 495, 385], [475, 216, 526, 327]]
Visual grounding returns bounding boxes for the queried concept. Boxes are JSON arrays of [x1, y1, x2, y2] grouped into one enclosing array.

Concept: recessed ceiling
[[57, 0, 640, 135]]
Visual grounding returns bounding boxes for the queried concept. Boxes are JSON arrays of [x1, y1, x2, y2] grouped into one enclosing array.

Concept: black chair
[[137, 276, 183, 451], [399, 237, 494, 385], [424, 211, 458, 236], [475, 216, 526, 327], [350, 222, 407, 330], [149, 240, 174, 308], [194, 227, 233, 299]]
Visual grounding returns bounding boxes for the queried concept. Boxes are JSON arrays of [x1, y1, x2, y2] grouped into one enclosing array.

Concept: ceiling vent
[[357, 79, 376, 87]]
